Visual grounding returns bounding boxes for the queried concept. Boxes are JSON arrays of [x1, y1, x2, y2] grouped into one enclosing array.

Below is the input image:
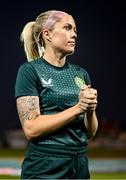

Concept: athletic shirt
[[15, 58, 91, 146]]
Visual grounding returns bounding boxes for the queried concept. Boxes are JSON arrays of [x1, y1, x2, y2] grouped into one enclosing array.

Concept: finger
[[87, 84, 91, 88], [89, 99, 98, 104], [81, 84, 88, 90], [80, 98, 92, 104], [89, 103, 97, 108], [81, 92, 97, 100], [79, 102, 89, 109], [81, 84, 91, 91], [89, 89, 97, 96], [88, 107, 96, 111]]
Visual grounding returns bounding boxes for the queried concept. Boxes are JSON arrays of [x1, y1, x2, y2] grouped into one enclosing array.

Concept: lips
[[68, 41, 75, 46], [68, 41, 75, 44]]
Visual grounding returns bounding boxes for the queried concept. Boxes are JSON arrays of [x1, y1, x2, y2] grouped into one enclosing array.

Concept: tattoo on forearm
[[16, 96, 40, 126]]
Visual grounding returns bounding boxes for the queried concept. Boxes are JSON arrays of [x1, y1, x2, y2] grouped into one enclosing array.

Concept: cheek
[[52, 33, 68, 46]]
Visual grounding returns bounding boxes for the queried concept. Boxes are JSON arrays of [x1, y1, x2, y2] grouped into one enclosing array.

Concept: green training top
[[15, 58, 91, 146]]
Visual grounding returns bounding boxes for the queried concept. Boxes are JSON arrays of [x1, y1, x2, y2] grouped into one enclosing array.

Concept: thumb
[[81, 84, 91, 91]]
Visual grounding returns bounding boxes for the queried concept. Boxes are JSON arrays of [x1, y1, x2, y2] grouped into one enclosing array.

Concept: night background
[[1, 0, 126, 137]]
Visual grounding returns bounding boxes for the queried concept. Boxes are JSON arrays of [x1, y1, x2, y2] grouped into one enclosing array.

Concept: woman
[[15, 10, 98, 179]]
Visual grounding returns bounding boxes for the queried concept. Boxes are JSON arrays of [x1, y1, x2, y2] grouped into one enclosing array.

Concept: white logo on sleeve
[[41, 78, 53, 87]]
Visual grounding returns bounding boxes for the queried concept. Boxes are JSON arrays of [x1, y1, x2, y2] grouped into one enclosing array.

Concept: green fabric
[[21, 143, 90, 179], [15, 58, 91, 146]]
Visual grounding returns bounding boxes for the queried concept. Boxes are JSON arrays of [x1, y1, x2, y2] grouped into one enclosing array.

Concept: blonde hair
[[21, 10, 68, 62]]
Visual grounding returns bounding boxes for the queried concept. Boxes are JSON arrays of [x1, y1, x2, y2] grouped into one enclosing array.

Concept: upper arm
[[15, 63, 39, 98], [16, 96, 40, 127], [15, 63, 41, 139], [15, 63, 40, 126]]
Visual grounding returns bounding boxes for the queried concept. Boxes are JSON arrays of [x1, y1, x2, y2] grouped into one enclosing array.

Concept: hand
[[78, 85, 98, 113], [87, 88, 97, 112]]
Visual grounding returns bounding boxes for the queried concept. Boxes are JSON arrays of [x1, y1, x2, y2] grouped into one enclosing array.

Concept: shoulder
[[19, 58, 41, 69], [68, 62, 89, 74], [17, 59, 42, 75], [15, 61, 40, 98], [16, 60, 41, 86], [18, 61, 33, 72], [68, 62, 91, 85]]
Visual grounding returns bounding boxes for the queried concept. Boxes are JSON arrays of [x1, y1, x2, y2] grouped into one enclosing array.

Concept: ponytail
[[20, 10, 69, 62], [20, 22, 40, 62]]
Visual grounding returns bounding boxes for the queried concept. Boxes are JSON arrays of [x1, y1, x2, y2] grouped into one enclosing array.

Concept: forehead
[[56, 15, 76, 27]]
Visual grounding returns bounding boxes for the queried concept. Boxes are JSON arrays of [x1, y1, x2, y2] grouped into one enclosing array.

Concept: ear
[[42, 29, 51, 41]]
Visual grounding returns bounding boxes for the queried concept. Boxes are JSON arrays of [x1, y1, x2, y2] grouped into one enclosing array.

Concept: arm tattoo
[[16, 96, 40, 126]]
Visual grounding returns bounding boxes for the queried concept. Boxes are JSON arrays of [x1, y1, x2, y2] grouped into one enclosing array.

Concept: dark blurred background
[[1, 0, 126, 147]]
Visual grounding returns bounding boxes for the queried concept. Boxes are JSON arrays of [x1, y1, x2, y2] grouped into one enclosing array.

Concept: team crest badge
[[75, 76, 85, 89]]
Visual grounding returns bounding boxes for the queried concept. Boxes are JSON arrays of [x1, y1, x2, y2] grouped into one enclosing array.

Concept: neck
[[43, 48, 66, 67]]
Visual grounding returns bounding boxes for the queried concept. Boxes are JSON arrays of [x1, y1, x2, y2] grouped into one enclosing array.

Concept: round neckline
[[40, 57, 68, 70]]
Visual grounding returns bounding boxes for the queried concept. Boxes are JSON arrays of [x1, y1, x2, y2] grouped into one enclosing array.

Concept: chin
[[68, 49, 75, 54], [66, 51, 75, 56], [67, 47, 75, 53], [62, 48, 75, 56]]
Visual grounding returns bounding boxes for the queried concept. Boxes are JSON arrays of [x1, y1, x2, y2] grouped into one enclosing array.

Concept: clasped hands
[[78, 85, 98, 113]]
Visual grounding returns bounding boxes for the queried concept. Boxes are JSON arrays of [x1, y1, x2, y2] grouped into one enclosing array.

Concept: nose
[[71, 31, 77, 39]]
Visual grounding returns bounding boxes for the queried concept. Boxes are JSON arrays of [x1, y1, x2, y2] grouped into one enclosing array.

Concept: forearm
[[24, 104, 81, 140], [84, 111, 98, 138]]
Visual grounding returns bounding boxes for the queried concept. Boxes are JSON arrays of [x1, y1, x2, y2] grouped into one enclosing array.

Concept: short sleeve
[[84, 70, 91, 86], [78, 65, 91, 86], [15, 62, 39, 98]]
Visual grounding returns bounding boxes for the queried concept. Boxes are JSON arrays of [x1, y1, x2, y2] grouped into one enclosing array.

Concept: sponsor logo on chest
[[41, 77, 53, 87]]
